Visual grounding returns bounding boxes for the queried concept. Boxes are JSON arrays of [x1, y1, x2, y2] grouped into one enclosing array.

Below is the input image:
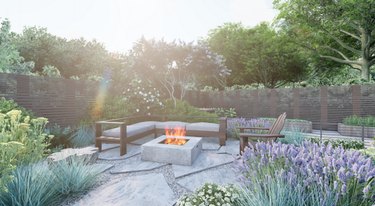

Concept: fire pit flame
[[164, 127, 187, 145]]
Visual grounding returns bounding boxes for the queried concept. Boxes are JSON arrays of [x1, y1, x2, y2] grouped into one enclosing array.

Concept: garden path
[[70, 137, 240, 206], [69, 130, 374, 206]]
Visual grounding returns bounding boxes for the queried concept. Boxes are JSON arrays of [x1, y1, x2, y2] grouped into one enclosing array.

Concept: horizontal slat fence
[[184, 85, 375, 130], [0, 73, 98, 127]]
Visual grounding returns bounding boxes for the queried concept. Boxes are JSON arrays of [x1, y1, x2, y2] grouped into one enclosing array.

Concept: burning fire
[[164, 127, 187, 145]]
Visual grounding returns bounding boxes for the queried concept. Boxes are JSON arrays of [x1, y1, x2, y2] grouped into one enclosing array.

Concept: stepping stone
[[73, 173, 175, 206], [217, 139, 240, 155], [47, 146, 98, 164], [93, 163, 114, 173], [177, 165, 239, 192], [172, 152, 234, 178], [201, 137, 221, 150], [99, 144, 141, 160], [111, 155, 167, 174]]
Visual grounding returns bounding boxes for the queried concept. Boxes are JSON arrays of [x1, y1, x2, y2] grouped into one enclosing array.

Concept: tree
[[244, 23, 306, 88], [207, 23, 307, 88], [13, 27, 110, 78], [129, 38, 229, 106], [0, 19, 33, 74], [207, 23, 251, 85], [274, 0, 375, 81]]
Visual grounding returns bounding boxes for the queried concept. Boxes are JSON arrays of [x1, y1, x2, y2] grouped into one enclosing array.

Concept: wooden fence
[[184, 85, 375, 130], [0, 73, 98, 127], [2, 73, 375, 130]]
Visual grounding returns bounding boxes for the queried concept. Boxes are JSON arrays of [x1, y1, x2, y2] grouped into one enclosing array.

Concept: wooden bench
[[95, 115, 227, 156]]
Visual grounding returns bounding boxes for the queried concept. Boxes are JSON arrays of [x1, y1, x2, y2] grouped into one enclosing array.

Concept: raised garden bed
[[338, 123, 375, 138]]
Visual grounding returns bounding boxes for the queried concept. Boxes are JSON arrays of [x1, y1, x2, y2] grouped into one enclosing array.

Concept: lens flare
[[91, 70, 111, 119]]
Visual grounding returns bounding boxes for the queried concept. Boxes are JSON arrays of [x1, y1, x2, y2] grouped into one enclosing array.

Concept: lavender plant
[[235, 141, 375, 206], [227, 118, 271, 139]]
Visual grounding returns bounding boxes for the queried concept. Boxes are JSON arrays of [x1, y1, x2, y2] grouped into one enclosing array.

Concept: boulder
[[47, 146, 99, 164]]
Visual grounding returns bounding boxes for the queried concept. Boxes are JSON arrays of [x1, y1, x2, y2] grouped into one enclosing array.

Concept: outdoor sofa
[[95, 115, 227, 155]]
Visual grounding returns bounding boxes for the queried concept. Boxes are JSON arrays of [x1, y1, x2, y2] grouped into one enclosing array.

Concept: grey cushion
[[186, 122, 219, 132], [102, 122, 155, 138], [154, 121, 188, 129]]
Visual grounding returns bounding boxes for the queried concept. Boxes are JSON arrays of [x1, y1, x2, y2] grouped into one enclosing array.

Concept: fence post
[[320, 121, 323, 143], [361, 124, 365, 142]]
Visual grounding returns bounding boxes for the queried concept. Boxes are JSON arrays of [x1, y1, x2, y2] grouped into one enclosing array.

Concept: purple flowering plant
[[235, 141, 375, 205]]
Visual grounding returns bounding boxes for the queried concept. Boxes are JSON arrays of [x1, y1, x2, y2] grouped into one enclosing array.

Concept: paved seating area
[[72, 136, 240, 206]]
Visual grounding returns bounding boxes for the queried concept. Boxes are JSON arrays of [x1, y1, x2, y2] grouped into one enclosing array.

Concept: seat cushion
[[186, 122, 219, 132], [155, 121, 188, 129], [102, 122, 155, 138]]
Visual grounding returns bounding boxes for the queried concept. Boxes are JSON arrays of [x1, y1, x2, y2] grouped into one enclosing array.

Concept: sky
[[0, 0, 277, 53]]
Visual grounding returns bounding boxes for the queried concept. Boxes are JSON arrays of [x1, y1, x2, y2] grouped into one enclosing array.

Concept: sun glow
[[91, 70, 111, 119]]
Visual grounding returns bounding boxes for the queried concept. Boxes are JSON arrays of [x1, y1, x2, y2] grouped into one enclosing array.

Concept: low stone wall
[[338, 123, 375, 138], [283, 121, 313, 133]]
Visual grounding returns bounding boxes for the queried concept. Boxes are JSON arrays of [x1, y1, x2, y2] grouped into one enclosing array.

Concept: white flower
[[136, 109, 140, 112]]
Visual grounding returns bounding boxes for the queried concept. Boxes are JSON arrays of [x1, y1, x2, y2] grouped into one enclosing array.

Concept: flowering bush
[[0, 109, 51, 189], [227, 118, 271, 139], [122, 79, 163, 115], [177, 183, 240, 206], [235, 141, 375, 205]]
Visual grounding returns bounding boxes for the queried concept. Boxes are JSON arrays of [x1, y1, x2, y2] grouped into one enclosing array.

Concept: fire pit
[[141, 127, 202, 165]]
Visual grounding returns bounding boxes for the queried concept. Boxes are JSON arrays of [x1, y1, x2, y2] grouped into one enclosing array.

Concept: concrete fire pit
[[141, 135, 202, 166]]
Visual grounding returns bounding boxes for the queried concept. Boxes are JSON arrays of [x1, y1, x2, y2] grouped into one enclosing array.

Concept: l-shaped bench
[[95, 115, 227, 156]]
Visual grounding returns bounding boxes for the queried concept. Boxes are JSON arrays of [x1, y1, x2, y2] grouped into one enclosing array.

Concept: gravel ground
[[60, 156, 191, 206]]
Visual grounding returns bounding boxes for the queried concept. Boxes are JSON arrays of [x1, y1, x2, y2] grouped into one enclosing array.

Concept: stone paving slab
[[98, 144, 141, 160], [172, 152, 234, 178], [73, 173, 175, 206], [93, 163, 114, 173], [110, 155, 167, 174], [217, 139, 240, 155], [177, 165, 239, 192], [200, 137, 221, 150]]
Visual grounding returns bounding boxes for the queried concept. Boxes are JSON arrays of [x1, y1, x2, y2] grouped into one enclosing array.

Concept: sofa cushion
[[102, 122, 155, 138], [186, 122, 219, 132], [155, 121, 187, 129]]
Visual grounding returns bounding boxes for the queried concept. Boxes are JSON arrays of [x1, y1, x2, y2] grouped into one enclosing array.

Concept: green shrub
[[278, 131, 306, 145], [343, 115, 375, 127], [177, 183, 240, 206], [214, 107, 237, 117], [87, 95, 133, 121], [0, 109, 51, 189], [47, 124, 74, 151], [0, 97, 33, 120], [159, 99, 219, 123], [308, 138, 365, 150]]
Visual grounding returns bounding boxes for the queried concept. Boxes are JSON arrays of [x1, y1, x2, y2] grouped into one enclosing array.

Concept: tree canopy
[[274, 0, 375, 81], [129, 37, 229, 103], [207, 22, 307, 88], [0, 19, 33, 74]]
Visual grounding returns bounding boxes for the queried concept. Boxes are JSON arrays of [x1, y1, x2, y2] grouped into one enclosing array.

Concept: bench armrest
[[239, 127, 270, 132]]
